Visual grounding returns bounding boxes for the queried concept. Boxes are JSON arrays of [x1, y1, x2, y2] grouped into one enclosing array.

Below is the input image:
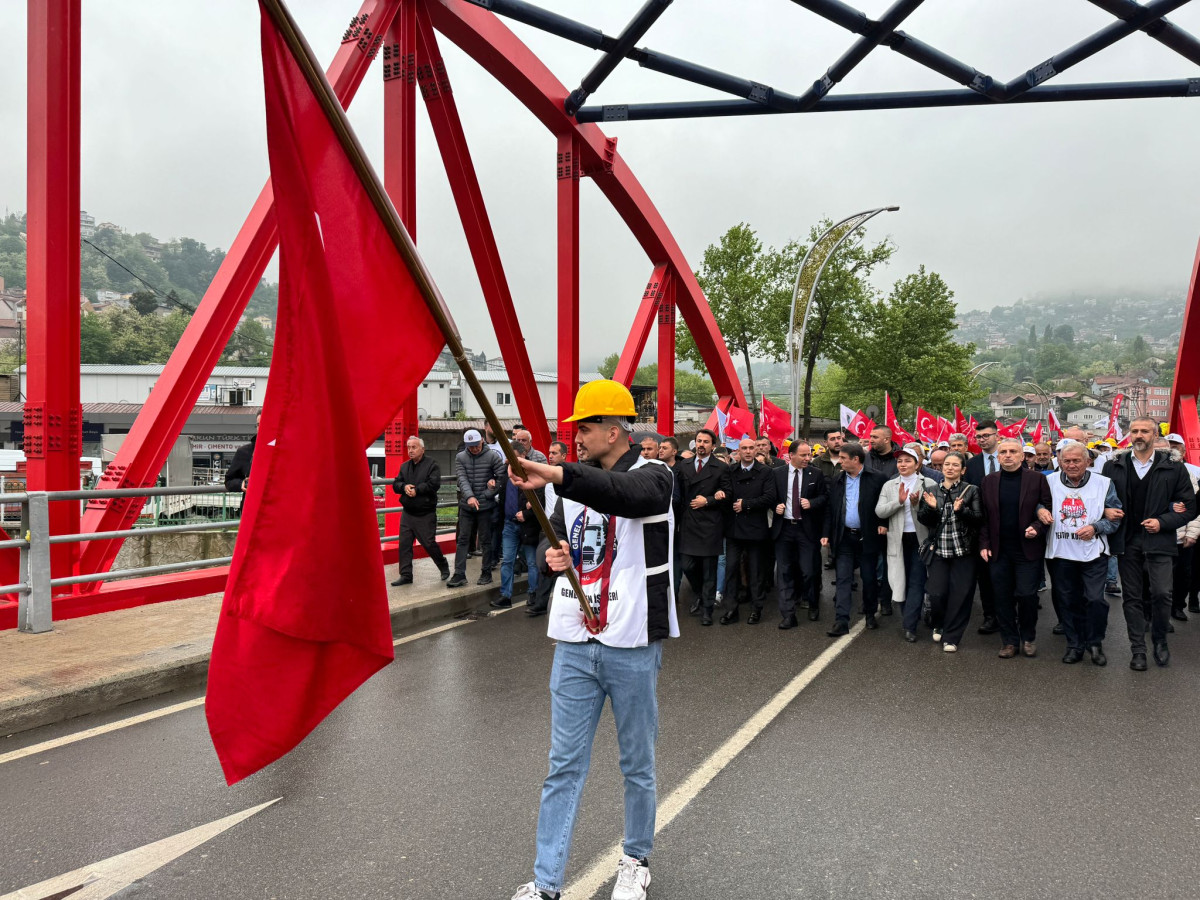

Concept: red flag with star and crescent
[[885, 393, 915, 445], [847, 409, 875, 441], [915, 407, 938, 443], [206, 5, 447, 785]]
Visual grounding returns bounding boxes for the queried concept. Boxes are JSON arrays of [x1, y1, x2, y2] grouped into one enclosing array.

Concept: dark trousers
[[454, 506, 495, 577], [1172, 544, 1193, 613], [776, 523, 818, 618], [672, 531, 683, 601], [899, 532, 928, 634], [877, 555, 892, 609], [975, 555, 996, 619], [725, 538, 769, 612], [990, 547, 1041, 646], [1118, 545, 1173, 654], [834, 529, 879, 624], [1049, 555, 1109, 650], [1190, 540, 1200, 608], [397, 510, 447, 578], [927, 554, 974, 645], [682, 553, 719, 612]]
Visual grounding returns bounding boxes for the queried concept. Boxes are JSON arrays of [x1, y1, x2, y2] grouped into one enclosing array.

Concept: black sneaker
[[1105, 581, 1122, 596], [477, 572, 493, 586], [438, 568, 451, 581], [445, 574, 467, 588], [490, 596, 512, 609]]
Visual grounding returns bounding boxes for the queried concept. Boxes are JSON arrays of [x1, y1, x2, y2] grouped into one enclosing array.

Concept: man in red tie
[[678, 428, 730, 625]]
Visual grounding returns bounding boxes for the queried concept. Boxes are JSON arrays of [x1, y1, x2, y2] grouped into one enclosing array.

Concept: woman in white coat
[[876, 445, 938, 643]]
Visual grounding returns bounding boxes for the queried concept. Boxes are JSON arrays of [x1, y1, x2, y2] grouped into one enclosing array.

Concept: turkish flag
[[1048, 408, 1064, 438], [936, 416, 952, 443], [885, 393, 915, 445], [758, 394, 791, 446], [725, 404, 757, 442], [206, 8, 446, 785], [915, 407, 938, 443], [847, 409, 875, 441], [1104, 393, 1125, 440], [1030, 421, 1044, 445], [997, 417, 1028, 439], [954, 406, 971, 438]]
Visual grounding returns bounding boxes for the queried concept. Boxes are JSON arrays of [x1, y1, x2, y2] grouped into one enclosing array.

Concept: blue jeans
[[534, 640, 664, 893], [501, 519, 538, 599], [717, 541, 727, 594]]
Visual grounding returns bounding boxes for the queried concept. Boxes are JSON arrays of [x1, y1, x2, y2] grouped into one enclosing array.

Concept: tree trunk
[[802, 346, 818, 441], [741, 344, 759, 423]]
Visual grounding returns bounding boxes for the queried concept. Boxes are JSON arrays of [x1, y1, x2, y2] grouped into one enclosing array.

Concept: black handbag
[[918, 480, 945, 566]]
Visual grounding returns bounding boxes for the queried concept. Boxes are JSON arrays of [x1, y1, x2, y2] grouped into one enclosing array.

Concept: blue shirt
[[845, 471, 862, 529]]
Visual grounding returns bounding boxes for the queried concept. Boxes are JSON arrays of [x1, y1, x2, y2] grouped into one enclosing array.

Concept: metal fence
[[8, 477, 462, 635]]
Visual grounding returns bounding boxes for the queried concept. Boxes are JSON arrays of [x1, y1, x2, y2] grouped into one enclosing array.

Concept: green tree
[[1034, 342, 1079, 383], [839, 267, 981, 424], [129, 290, 159, 316], [1053, 324, 1075, 346], [597, 353, 715, 406], [1028, 324, 1037, 346]]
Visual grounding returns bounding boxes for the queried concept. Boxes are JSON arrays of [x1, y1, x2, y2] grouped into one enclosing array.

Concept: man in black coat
[[391, 435, 450, 586], [677, 428, 731, 626], [771, 439, 828, 627], [977, 437, 1051, 658], [964, 420, 1003, 635], [1105, 417, 1198, 669], [224, 411, 260, 493], [721, 438, 778, 625], [822, 442, 887, 636]]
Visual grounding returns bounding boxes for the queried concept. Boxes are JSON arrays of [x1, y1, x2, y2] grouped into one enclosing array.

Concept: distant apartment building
[[79, 210, 96, 238]]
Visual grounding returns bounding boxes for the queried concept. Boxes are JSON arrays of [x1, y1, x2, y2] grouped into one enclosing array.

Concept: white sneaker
[[510, 883, 556, 900], [943, 643, 957, 653], [612, 854, 651, 900], [932, 630, 942, 642], [715, 591, 724, 606]]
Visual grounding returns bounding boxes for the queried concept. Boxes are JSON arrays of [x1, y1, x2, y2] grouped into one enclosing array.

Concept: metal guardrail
[[11, 475, 463, 634]]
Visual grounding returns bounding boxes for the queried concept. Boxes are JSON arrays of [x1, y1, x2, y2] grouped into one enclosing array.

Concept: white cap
[[1056, 438, 1078, 452], [463, 428, 483, 445], [896, 445, 922, 463], [1023, 444, 1036, 455], [1167, 432, 1184, 444]]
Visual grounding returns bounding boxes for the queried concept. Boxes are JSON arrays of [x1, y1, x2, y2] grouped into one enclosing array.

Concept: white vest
[[1046, 472, 1111, 562], [547, 456, 680, 647]]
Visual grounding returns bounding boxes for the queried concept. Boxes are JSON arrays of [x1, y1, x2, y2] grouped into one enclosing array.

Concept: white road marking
[[563, 621, 866, 898], [0, 798, 280, 900], [0, 697, 207, 767], [1, 617, 483, 765]]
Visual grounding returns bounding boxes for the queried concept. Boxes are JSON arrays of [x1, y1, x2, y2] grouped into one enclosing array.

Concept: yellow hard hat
[[564, 379, 637, 422]]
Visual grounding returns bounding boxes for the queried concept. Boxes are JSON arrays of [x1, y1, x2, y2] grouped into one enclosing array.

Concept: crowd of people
[[388, 413, 1200, 673]]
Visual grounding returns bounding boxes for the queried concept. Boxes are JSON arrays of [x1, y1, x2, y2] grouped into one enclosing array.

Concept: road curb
[[0, 580, 511, 738]]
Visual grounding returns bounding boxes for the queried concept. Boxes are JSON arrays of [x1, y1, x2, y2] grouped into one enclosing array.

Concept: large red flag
[[847, 409, 875, 441], [885, 393, 915, 445], [936, 416, 952, 443], [206, 8, 446, 784], [725, 405, 757, 442], [954, 406, 971, 438], [758, 394, 791, 446], [1103, 393, 1125, 440], [1030, 421, 1044, 445], [1047, 408, 1064, 439], [997, 417, 1028, 439], [915, 407, 938, 443]]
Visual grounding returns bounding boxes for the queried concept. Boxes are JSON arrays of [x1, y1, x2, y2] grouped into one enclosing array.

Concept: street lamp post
[[789, 206, 898, 439]]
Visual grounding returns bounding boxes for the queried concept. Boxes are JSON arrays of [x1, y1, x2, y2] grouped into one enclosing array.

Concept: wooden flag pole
[[258, 0, 601, 632]]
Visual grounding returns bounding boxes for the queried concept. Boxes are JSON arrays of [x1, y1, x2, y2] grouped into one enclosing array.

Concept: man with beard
[[678, 428, 730, 625]]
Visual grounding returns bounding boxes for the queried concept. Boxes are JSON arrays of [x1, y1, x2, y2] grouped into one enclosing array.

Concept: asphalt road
[[4, 585, 1200, 899]]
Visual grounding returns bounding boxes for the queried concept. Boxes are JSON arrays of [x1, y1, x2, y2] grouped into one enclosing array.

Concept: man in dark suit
[[978, 437, 1052, 658], [964, 419, 1002, 635], [822, 442, 888, 636], [771, 439, 828, 628], [721, 438, 778, 625], [677, 428, 731, 626]]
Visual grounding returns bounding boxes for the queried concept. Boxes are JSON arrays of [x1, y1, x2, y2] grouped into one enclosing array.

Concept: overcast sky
[[3, 0, 1199, 371]]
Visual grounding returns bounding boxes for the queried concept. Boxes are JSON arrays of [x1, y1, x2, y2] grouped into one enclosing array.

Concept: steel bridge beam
[[1171, 236, 1200, 466], [76, 0, 403, 582], [613, 264, 670, 387], [1087, 0, 1200, 66], [563, 0, 673, 116], [26, 0, 82, 580], [556, 134, 581, 455]]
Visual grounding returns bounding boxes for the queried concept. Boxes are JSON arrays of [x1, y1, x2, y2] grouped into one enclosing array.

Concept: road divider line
[[2, 616, 491, 765], [563, 621, 866, 898]]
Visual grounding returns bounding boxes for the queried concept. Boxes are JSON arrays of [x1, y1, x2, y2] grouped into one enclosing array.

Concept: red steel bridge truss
[[15, 0, 1200, 624]]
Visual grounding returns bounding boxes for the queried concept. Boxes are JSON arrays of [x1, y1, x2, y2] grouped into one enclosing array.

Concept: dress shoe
[[1089, 644, 1107, 666], [998, 644, 1018, 659], [1022, 641, 1037, 658], [746, 610, 762, 625], [827, 621, 850, 637], [864, 614, 878, 630], [778, 614, 798, 630], [720, 610, 740, 625], [880, 601, 894, 617], [808, 607, 820, 622], [1062, 648, 1084, 664], [490, 596, 512, 609], [903, 630, 917, 643], [1052, 623, 1065, 636], [1190, 600, 1200, 614], [977, 617, 999, 635], [525, 606, 547, 618], [1172, 608, 1188, 622], [390, 575, 413, 586], [1154, 642, 1171, 667], [700, 611, 713, 626], [1130, 653, 1148, 671]]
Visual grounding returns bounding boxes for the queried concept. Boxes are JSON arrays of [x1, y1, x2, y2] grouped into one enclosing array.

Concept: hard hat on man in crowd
[[564, 379, 637, 423]]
